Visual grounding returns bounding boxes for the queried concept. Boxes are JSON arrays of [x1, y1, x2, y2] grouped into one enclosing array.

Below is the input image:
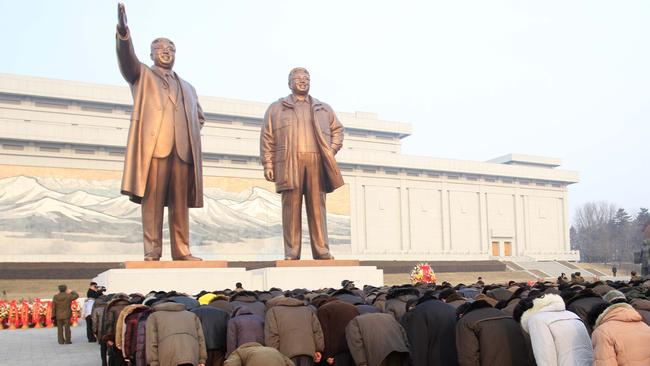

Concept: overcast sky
[[2, 1, 648, 221]]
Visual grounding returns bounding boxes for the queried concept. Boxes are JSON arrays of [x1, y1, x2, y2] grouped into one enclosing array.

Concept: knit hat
[[603, 290, 626, 304]]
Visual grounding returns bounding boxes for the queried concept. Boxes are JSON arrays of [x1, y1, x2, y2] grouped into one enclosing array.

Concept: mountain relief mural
[[0, 175, 351, 257]]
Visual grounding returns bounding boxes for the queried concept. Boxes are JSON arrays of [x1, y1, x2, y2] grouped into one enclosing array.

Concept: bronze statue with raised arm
[[116, 3, 203, 261], [260, 67, 344, 260]]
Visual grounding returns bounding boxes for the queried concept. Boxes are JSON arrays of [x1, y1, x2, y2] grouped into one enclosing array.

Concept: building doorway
[[491, 241, 500, 256], [504, 241, 512, 256], [491, 239, 513, 257]]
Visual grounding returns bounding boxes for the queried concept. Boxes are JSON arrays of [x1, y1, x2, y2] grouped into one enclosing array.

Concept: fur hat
[[603, 290, 627, 304]]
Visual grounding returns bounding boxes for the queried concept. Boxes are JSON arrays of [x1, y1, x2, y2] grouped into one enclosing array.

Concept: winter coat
[[91, 297, 109, 340], [345, 312, 410, 366], [116, 304, 148, 351], [520, 294, 593, 366], [169, 295, 200, 311], [458, 287, 480, 299], [102, 296, 130, 343], [473, 293, 498, 307], [123, 308, 151, 360], [191, 305, 230, 351], [52, 291, 79, 320], [146, 302, 208, 366], [208, 297, 234, 315], [401, 296, 458, 366], [593, 284, 615, 296], [135, 311, 151, 366], [592, 303, 650, 366], [445, 292, 468, 309], [371, 293, 387, 312], [456, 301, 534, 366], [384, 287, 420, 321], [260, 94, 344, 194], [356, 304, 380, 315], [198, 293, 217, 305], [317, 299, 359, 360], [566, 289, 606, 334], [331, 289, 365, 305], [230, 292, 266, 319], [224, 342, 294, 366], [502, 297, 521, 316], [265, 296, 324, 359], [630, 298, 650, 326], [487, 287, 513, 302], [227, 306, 265, 357]]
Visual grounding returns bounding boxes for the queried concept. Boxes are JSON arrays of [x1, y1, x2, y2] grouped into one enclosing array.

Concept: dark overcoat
[[401, 296, 459, 366]]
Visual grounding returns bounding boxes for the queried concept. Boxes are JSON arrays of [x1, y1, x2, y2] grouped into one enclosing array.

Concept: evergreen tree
[[610, 208, 631, 262]]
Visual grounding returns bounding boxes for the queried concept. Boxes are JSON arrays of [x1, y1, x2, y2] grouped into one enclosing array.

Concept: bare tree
[[573, 201, 618, 262]]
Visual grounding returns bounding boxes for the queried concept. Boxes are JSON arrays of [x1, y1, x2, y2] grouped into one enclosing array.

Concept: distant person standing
[[52, 284, 79, 345], [612, 265, 617, 277], [84, 281, 104, 343], [235, 282, 244, 293]]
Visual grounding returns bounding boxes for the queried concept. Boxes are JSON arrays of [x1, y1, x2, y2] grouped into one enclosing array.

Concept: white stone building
[[0, 73, 579, 261]]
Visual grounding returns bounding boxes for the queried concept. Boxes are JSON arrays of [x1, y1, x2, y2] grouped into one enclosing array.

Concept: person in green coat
[[52, 284, 79, 344]]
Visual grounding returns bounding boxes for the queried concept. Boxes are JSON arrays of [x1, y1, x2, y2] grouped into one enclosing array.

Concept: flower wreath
[[410, 263, 437, 284]]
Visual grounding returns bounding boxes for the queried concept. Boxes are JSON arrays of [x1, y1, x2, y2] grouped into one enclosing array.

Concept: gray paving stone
[[0, 321, 99, 366]]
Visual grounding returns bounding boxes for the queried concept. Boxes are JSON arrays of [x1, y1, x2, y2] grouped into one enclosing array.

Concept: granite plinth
[[250, 266, 383, 290], [93, 268, 250, 294], [274, 259, 359, 267], [123, 260, 228, 269]]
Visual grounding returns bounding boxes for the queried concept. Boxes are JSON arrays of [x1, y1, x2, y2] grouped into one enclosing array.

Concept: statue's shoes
[[143, 257, 160, 261], [176, 255, 202, 261], [284, 256, 299, 260], [315, 255, 335, 260]]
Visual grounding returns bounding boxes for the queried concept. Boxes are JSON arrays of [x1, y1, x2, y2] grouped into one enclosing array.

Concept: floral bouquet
[[410, 263, 437, 284], [0, 301, 8, 329]]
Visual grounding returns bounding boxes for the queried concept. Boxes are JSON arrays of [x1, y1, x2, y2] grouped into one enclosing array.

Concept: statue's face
[[289, 70, 310, 96], [150, 39, 176, 70]]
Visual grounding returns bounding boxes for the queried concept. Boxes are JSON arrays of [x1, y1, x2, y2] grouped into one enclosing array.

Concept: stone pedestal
[[250, 265, 383, 291], [93, 260, 383, 293], [94, 267, 250, 295], [274, 259, 360, 267], [123, 260, 228, 269]]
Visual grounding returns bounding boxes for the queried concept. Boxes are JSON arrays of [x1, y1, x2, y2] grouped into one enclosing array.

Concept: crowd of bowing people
[[80, 274, 650, 366]]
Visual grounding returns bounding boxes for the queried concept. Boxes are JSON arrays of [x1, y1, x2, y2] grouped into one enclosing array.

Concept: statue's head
[[150, 38, 176, 70], [288, 67, 310, 96]]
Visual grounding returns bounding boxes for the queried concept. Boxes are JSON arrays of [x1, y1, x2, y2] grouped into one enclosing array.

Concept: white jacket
[[521, 294, 593, 366]]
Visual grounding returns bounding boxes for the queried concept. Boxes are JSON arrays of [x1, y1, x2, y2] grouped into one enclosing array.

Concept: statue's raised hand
[[117, 3, 128, 36]]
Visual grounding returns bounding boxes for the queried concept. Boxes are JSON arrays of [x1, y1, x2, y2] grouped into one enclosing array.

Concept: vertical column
[[347, 176, 359, 253], [479, 190, 489, 254], [522, 194, 531, 255], [358, 183, 368, 253], [560, 196, 570, 253], [399, 180, 411, 252], [514, 190, 525, 256], [441, 186, 451, 252]]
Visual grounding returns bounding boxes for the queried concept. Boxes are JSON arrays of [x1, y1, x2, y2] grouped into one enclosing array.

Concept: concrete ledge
[[274, 259, 359, 267], [123, 261, 228, 269], [93, 268, 250, 294], [250, 266, 383, 290]]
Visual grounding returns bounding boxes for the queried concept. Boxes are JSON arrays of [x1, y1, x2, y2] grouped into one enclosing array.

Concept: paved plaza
[[0, 321, 98, 366]]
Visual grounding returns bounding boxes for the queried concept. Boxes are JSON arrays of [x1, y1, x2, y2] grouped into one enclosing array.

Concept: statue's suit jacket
[[116, 29, 204, 207], [260, 95, 344, 194]]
